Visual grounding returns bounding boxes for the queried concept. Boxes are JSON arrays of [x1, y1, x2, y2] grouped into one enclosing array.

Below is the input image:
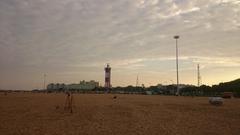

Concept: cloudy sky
[[0, 0, 240, 90]]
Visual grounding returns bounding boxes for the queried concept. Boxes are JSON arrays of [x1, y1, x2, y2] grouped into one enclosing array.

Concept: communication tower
[[197, 64, 201, 87], [136, 74, 139, 87]]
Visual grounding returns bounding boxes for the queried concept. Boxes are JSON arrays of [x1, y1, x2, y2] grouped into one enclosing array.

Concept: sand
[[0, 93, 240, 135]]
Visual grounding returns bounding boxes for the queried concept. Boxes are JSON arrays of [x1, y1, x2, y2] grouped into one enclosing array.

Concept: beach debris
[[55, 105, 60, 110]]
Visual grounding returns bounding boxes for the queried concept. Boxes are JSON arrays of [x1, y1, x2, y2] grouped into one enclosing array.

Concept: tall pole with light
[[174, 35, 180, 96], [43, 74, 46, 90]]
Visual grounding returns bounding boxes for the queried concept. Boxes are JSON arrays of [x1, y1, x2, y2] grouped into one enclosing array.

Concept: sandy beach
[[0, 93, 240, 135]]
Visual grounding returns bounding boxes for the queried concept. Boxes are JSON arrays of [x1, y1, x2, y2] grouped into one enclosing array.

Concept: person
[[64, 91, 73, 113]]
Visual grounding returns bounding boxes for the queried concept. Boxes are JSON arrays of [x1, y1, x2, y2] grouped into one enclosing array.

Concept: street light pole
[[43, 74, 46, 90], [174, 35, 180, 96]]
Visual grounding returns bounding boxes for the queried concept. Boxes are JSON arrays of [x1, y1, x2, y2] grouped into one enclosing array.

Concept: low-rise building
[[47, 83, 66, 91], [67, 80, 99, 90], [47, 80, 99, 91]]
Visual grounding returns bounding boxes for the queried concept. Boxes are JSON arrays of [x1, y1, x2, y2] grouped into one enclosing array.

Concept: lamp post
[[174, 35, 180, 96], [43, 74, 46, 90]]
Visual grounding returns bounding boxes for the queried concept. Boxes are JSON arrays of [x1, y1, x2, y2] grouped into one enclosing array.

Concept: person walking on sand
[[64, 91, 74, 113]]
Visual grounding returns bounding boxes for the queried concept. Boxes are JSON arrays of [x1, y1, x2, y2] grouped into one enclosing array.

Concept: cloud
[[0, 0, 240, 89]]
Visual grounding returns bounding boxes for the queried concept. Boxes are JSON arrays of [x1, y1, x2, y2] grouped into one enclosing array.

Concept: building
[[47, 80, 99, 91], [67, 80, 99, 90], [47, 83, 66, 91]]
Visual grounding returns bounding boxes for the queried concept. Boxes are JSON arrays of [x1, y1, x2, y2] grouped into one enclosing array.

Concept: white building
[[47, 83, 66, 90], [47, 80, 99, 91], [68, 80, 99, 90]]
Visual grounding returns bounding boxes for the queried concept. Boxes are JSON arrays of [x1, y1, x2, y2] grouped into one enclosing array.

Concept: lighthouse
[[104, 64, 111, 90]]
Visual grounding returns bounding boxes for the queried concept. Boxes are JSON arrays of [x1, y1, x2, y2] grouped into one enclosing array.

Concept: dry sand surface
[[0, 93, 240, 135]]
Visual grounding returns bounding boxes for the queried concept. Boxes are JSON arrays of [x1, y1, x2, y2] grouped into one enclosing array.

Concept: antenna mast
[[136, 74, 139, 87], [43, 74, 47, 90], [197, 64, 201, 87]]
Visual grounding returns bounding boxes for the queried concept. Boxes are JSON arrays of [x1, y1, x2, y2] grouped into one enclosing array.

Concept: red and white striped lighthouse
[[104, 64, 111, 89]]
